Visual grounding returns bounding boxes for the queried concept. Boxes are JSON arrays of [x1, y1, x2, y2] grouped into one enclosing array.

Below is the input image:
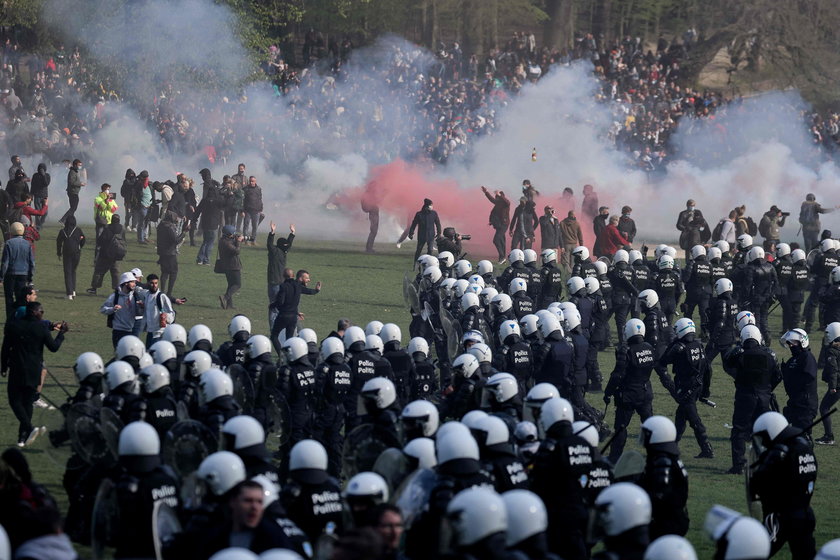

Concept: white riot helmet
[[592, 482, 652, 538], [139, 364, 170, 394], [657, 255, 675, 270], [320, 337, 345, 362], [0, 523, 9, 560], [183, 350, 212, 379], [344, 472, 389, 504], [714, 278, 733, 296], [379, 323, 401, 345], [438, 251, 455, 268], [624, 318, 645, 340], [752, 411, 790, 451], [740, 325, 762, 344], [228, 315, 251, 339], [298, 328, 317, 345], [737, 234, 753, 250], [480, 287, 499, 307], [822, 238, 835, 253], [640, 415, 677, 447], [105, 361, 138, 393], [199, 369, 233, 405], [247, 335, 272, 359], [644, 535, 698, 560], [509, 277, 527, 295], [467, 274, 486, 288], [747, 246, 765, 263], [162, 323, 187, 345], [539, 314, 564, 338], [584, 277, 601, 295], [437, 427, 480, 464], [473, 415, 510, 448], [401, 400, 440, 438], [282, 337, 308, 362], [654, 244, 668, 259], [440, 278, 456, 298], [468, 343, 492, 364], [567, 276, 586, 295], [462, 330, 484, 347], [343, 325, 366, 350], [563, 308, 582, 332], [775, 243, 791, 258], [74, 352, 104, 382], [573, 246, 590, 261], [461, 292, 480, 312], [483, 372, 519, 406], [735, 311, 756, 330], [252, 474, 279, 508], [638, 289, 659, 309], [508, 249, 525, 263], [423, 265, 442, 284], [690, 245, 706, 259], [541, 249, 557, 264], [780, 328, 810, 349], [289, 439, 328, 473], [593, 260, 608, 275], [519, 314, 540, 337], [613, 249, 629, 264], [524, 383, 559, 423], [364, 321, 384, 337], [403, 437, 437, 469], [222, 415, 265, 451], [708, 247, 722, 261], [139, 353, 153, 370], [573, 420, 599, 448], [831, 266, 840, 285], [791, 249, 806, 263], [499, 319, 521, 343], [149, 341, 177, 365], [209, 549, 258, 560], [815, 540, 840, 560], [453, 279, 470, 298], [408, 336, 429, 357], [673, 318, 696, 339], [198, 451, 246, 496], [116, 335, 145, 361], [454, 259, 473, 278], [502, 490, 547, 547], [539, 397, 574, 434], [628, 249, 643, 263], [416, 254, 437, 271], [188, 324, 213, 348], [361, 377, 397, 410], [825, 322, 840, 344], [491, 293, 513, 313], [119, 420, 160, 457], [477, 260, 493, 276], [446, 487, 507, 547], [453, 353, 480, 379], [523, 249, 538, 265], [705, 506, 771, 560], [715, 240, 730, 253], [365, 334, 384, 354]]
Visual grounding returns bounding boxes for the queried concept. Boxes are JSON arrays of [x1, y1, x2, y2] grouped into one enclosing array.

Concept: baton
[[767, 301, 780, 316], [699, 397, 717, 408], [45, 368, 73, 398], [599, 426, 625, 455], [38, 392, 63, 411]]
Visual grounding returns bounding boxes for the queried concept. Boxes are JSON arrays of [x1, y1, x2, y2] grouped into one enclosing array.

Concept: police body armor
[[709, 296, 740, 347], [632, 263, 651, 292], [535, 336, 575, 396], [499, 339, 534, 390], [113, 465, 179, 559], [143, 388, 179, 439], [728, 344, 779, 391], [540, 263, 564, 305], [685, 258, 712, 294], [654, 270, 683, 307], [412, 357, 439, 400], [774, 257, 793, 298], [608, 262, 635, 306], [526, 265, 543, 302], [103, 390, 147, 425], [572, 261, 598, 279], [745, 261, 777, 303], [710, 261, 728, 284], [789, 262, 810, 301], [511, 294, 535, 321], [281, 360, 317, 441], [607, 341, 656, 405], [384, 348, 416, 407], [217, 339, 247, 368]]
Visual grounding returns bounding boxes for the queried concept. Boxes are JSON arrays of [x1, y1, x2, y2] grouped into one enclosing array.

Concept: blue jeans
[[136, 206, 149, 242], [268, 283, 280, 328], [197, 229, 216, 264]]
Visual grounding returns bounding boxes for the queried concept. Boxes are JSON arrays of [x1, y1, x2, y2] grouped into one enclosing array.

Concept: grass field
[[5, 224, 838, 558]]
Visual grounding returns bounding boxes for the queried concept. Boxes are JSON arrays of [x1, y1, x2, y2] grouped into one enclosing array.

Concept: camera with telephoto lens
[[443, 226, 469, 241], [781, 211, 790, 217]]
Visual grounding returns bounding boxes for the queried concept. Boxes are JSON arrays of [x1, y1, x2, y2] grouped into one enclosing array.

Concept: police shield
[[439, 308, 461, 361], [35, 405, 74, 469], [259, 390, 291, 455], [745, 444, 763, 520], [91, 478, 119, 560], [152, 501, 182, 560], [392, 467, 437, 529], [162, 420, 219, 478], [373, 447, 411, 492], [403, 273, 420, 314], [229, 365, 255, 413], [176, 400, 190, 421], [613, 450, 645, 482], [342, 424, 402, 480], [807, 248, 820, 268], [99, 407, 124, 461], [66, 401, 115, 467]]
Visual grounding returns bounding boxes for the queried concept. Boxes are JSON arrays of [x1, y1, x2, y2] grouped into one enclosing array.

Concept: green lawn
[[6, 225, 837, 559]]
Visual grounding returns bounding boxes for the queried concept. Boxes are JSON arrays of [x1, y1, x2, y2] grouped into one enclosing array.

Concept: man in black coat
[[1, 302, 67, 446], [56, 214, 86, 299], [193, 178, 223, 266], [157, 212, 183, 296], [30, 163, 50, 230], [676, 199, 710, 260], [87, 214, 124, 294], [270, 268, 322, 352], [510, 198, 539, 251], [408, 198, 441, 262], [481, 186, 510, 262], [267, 222, 295, 328]]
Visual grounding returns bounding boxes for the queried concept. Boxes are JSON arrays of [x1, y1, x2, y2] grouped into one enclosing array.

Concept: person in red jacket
[[595, 215, 630, 257]]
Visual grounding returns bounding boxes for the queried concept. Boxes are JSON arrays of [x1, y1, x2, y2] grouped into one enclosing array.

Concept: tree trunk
[[420, 0, 438, 50], [543, 0, 573, 49], [461, 0, 485, 57]]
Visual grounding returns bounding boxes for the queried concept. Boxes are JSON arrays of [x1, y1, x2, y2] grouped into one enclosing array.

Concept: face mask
[[688, 206, 695, 212]]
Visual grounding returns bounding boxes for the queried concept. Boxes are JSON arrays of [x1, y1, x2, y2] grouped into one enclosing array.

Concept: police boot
[[695, 442, 714, 459]]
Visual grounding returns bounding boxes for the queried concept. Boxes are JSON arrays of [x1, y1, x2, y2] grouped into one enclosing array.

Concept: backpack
[[745, 217, 758, 236], [711, 219, 725, 242], [106, 288, 120, 328], [758, 215, 771, 238], [155, 292, 176, 324], [107, 233, 128, 261]]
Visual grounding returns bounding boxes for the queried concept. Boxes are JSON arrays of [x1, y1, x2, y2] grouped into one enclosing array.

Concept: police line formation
[[6, 227, 840, 560]]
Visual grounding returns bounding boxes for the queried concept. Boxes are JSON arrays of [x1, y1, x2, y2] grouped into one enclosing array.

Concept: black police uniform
[[631, 260, 651, 317], [498, 261, 531, 293], [818, 344, 840, 441], [262, 500, 313, 558], [586, 288, 610, 391], [383, 342, 417, 408], [572, 259, 598, 280], [497, 334, 534, 395], [311, 356, 351, 477], [279, 357, 316, 445], [682, 255, 713, 338], [775, 255, 795, 332], [142, 386, 178, 439], [533, 332, 574, 397], [659, 334, 713, 457], [197, 395, 241, 435], [280, 470, 344, 543], [478, 440, 529, 492], [103, 386, 147, 425], [460, 306, 489, 341], [652, 268, 684, 324], [704, 291, 740, 397], [608, 261, 637, 344], [638, 440, 689, 539], [511, 291, 535, 321], [723, 339, 782, 472], [540, 261, 564, 308], [805, 247, 838, 331], [411, 353, 439, 400], [819, 281, 840, 325], [785, 258, 810, 331], [749, 426, 817, 559], [176, 375, 201, 419], [526, 262, 543, 303], [742, 257, 778, 343], [344, 348, 377, 430], [217, 334, 248, 368], [781, 346, 819, 432], [604, 336, 657, 463]]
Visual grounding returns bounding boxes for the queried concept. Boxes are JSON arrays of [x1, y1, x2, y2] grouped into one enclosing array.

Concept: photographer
[[759, 205, 788, 251], [437, 227, 467, 256], [93, 183, 118, 240]]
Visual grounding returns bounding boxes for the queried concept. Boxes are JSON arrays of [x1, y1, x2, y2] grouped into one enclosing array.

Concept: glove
[[603, 394, 611, 405]]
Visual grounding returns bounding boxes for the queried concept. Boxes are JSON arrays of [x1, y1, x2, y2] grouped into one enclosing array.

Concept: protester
[[55, 214, 85, 300], [60, 159, 84, 224], [93, 183, 118, 240], [218, 225, 243, 310], [87, 214, 125, 294], [242, 176, 263, 244], [0, 221, 34, 319]]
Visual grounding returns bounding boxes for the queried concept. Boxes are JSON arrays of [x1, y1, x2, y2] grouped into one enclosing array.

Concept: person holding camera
[[436, 227, 465, 256], [93, 183, 118, 240], [759, 205, 787, 251], [218, 225, 243, 310]]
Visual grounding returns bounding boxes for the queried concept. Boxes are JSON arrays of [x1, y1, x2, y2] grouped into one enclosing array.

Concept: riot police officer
[[218, 314, 251, 368], [820, 266, 840, 326], [524, 249, 544, 303], [816, 323, 840, 445], [344, 326, 378, 430], [364, 334, 396, 386], [472, 414, 528, 492], [509, 278, 534, 320], [178, 350, 213, 418], [358, 377, 402, 444], [481, 372, 522, 424], [705, 278, 740, 398], [659, 318, 714, 458], [498, 249, 530, 291], [589, 483, 652, 560], [609, 250, 637, 344], [637, 416, 689, 539], [682, 245, 713, 340], [188, 324, 217, 357], [749, 411, 817, 559], [221, 415, 280, 484], [242, 335, 281, 430], [585, 277, 609, 392], [774, 244, 795, 333], [279, 337, 316, 445], [103, 360, 147, 424], [786, 249, 811, 331], [496, 320, 533, 392], [779, 329, 818, 432], [567, 277, 594, 335], [502, 490, 562, 560], [460, 292, 489, 338], [723, 325, 782, 474], [533, 315, 574, 396], [638, 289, 674, 361], [49, 352, 105, 448], [138, 364, 178, 439], [149, 340, 181, 390], [653, 255, 684, 324], [443, 487, 514, 560], [805, 238, 839, 332], [162, 323, 189, 364], [407, 337, 439, 400], [741, 246, 778, 343], [311, 337, 351, 477], [380, 324, 416, 407], [571, 246, 598, 279], [441, 354, 482, 420], [630, 250, 651, 309], [197, 368, 242, 434], [539, 249, 564, 308]]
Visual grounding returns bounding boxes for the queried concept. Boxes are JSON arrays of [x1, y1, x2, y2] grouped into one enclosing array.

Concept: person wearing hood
[[408, 198, 441, 262], [218, 225, 243, 310], [157, 211, 184, 296], [120, 168, 138, 232], [30, 163, 50, 230], [60, 159, 85, 224], [194, 171, 223, 266], [56, 214, 85, 300], [267, 221, 295, 328], [136, 170, 152, 244], [87, 214, 125, 295]]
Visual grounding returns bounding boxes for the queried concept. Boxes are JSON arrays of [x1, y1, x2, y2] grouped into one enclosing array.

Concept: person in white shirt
[[142, 273, 175, 347]]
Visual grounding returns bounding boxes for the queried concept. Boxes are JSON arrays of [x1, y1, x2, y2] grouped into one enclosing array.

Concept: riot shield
[[162, 420, 219, 478], [613, 450, 645, 482], [91, 478, 118, 560], [176, 401, 190, 421], [260, 390, 291, 456], [342, 424, 402, 480], [152, 501, 182, 560], [403, 273, 420, 314], [439, 308, 462, 361], [66, 401, 114, 467], [229, 365, 255, 413], [372, 447, 411, 493], [179, 472, 207, 511], [99, 407, 124, 461], [35, 405, 74, 469], [807, 248, 820, 268], [745, 444, 763, 520], [393, 468, 437, 529]]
